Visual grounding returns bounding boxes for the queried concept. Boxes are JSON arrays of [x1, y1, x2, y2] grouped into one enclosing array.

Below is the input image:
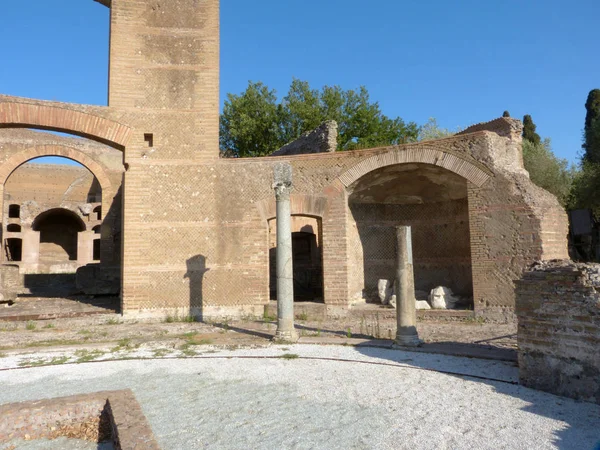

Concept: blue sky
[[1, 0, 598, 164]]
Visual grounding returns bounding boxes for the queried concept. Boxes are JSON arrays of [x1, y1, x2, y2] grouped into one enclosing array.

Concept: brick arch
[[255, 194, 328, 221], [32, 207, 87, 233], [338, 147, 492, 188], [0, 145, 113, 193], [0, 101, 131, 150]]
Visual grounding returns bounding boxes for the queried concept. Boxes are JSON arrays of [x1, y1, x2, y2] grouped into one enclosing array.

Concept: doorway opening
[[269, 216, 324, 302]]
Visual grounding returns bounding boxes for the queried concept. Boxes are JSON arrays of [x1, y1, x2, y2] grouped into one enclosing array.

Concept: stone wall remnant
[[270, 121, 338, 156], [0, 265, 22, 302], [516, 260, 600, 404]]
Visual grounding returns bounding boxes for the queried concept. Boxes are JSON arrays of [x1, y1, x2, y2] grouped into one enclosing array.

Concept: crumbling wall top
[[270, 121, 338, 157], [457, 117, 523, 140]]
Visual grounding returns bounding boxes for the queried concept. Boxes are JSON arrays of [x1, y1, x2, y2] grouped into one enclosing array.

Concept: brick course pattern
[[516, 260, 600, 404]]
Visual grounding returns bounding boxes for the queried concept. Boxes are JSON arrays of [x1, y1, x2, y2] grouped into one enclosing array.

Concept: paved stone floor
[[0, 345, 599, 450]]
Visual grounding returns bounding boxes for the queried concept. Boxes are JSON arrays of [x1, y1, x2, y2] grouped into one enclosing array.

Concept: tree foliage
[[582, 89, 600, 164], [522, 114, 541, 145], [502, 111, 510, 117], [220, 79, 419, 157], [522, 138, 574, 207], [417, 118, 456, 141]]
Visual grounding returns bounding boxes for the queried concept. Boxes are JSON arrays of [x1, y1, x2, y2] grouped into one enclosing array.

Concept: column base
[[273, 329, 299, 343], [394, 334, 423, 347]]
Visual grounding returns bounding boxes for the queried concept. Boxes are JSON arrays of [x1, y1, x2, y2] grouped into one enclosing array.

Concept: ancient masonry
[[516, 260, 600, 404], [0, 0, 569, 318]]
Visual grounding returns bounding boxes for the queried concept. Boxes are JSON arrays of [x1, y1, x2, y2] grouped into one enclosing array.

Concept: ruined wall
[[466, 125, 569, 316], [516, 260, 600, 404], [270, 121, 338, 156], [0, 1, 570, 318]]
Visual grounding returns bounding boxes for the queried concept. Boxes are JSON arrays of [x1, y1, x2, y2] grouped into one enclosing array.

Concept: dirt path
[[0, 311, 516, 361]]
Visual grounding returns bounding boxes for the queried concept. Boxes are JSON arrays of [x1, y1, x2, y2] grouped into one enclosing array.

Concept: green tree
[[522, 138, 574, 206], [220, 79, 418, 157], [569, 161, 600, 215], [502, 111, 510, 117], [522, 114, 541, 145], [417, 118, 456, 141], [583, 89, 600, 163], [219, 82, 282, 157]]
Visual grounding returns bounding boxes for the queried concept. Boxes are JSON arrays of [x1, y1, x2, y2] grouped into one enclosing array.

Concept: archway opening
[[33, 209, 86, 263], [269, 216, 324, 302], [3, 156, 103, 297], [347, 163, 473, 309]]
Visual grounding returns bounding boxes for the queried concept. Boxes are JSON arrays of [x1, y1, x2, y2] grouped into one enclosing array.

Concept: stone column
[[273, 163, 298, 342], [394, 226, 422, 347]]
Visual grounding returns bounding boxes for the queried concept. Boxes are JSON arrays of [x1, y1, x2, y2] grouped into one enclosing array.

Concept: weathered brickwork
[[271, 121, 338, 156], [516, 260, 600, 404], [0, 0, 569, 318]]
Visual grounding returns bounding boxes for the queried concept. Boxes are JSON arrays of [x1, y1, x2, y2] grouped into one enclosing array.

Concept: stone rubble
[[377, 278, 431, 310]]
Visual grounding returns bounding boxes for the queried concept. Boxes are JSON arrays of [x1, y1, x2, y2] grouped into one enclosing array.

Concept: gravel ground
[[1, 345, 598, 450]]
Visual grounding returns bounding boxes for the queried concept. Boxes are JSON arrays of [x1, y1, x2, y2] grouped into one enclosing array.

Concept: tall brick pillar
[[107, 0, 220, 313]]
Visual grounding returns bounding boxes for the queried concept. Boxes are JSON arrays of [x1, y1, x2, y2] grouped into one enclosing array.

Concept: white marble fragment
[[429, 286, 459, 309]]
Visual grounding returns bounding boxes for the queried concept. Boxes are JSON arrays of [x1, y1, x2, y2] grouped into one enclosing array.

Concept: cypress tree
[[583, 89, 600, 163], [522, 114, 541, 145]]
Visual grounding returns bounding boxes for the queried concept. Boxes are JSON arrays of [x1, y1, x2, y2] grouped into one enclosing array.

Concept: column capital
[[274, 182, 292, 201], [273, 162, 293, 201]]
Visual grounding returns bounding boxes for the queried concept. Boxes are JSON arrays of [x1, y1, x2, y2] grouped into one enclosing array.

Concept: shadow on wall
[[185, 254, 209, 318], [22, 273, 78, 297], [101, 184, 123, 266], [353, 345, 600, 449]]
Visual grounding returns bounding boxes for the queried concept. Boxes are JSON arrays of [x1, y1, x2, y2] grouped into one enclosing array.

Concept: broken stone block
[[380, 279, 431, 310], [377, 279, 393, 305], [429, 286, 459, 309], [416, 300, 431, 310]]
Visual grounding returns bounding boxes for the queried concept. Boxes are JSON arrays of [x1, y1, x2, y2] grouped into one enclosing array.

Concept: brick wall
[[516, 260, 600, 404]]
